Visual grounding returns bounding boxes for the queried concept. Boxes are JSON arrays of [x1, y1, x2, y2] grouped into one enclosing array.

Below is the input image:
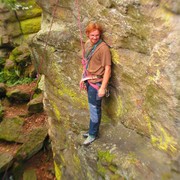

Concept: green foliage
[[98, 150, 115, 165], [2, 0, 33, 10], [2, 0, 17, 9], [0, 69, 33, 87], [0, 57, 5, 70]]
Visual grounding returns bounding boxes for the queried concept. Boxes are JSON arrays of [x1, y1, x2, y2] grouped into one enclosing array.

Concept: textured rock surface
[[0, 153, 14, 173], [0, 0, 42, 55], [0, 117, 25, 143], [27, 94, 44, 114], [30, 0, 180, 179]]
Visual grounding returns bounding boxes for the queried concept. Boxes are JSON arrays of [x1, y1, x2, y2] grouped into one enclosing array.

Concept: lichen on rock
[[30, 0, 180, 179]]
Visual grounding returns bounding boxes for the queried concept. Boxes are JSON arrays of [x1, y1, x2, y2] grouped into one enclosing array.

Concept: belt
[[81, 75, 103, 82]]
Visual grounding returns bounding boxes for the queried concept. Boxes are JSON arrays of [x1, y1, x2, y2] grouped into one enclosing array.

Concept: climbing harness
[[75, 0, 104, 91], [81, 40, 104, 90]]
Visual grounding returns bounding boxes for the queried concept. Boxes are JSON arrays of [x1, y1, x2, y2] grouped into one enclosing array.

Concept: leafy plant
[[2, 0, 17, 9], [0, 68, 34, 86], [2, 0, 33, 10], [0, 57, 5, 71]]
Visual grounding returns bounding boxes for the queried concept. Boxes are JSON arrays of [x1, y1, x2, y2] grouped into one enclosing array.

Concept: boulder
[[16, 127, 48, 160], [4, 59, 15, 70], [0, 153, 14, 173], [6, 89, 31, 103], [23, 169, 37, 180], [27, 94, 44, 114], [0, 117, 25, 143]]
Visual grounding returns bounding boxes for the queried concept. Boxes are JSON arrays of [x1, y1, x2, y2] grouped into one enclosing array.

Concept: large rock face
[[31, 0, 180, 179]]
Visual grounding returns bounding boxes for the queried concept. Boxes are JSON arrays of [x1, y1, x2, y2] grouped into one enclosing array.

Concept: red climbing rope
[[74, 0, 100, 91], [75, 0, 85, 61], [37, 0, 59, 75]]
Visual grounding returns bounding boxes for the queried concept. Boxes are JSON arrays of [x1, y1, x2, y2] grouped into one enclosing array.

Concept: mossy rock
[[0, 153, 14, 173], [4, 59, 16, 70], [0, 117, 25, 143], [23, 169, 37, 180], [17, 5, 42, 21], [6, 89, 31, 103], [27, 93, 44, 114], [15, 52, 31, 64], [20, 17, 41, 35], [7, 21, 22, 37], [24, 64, 37, 78], [16, 127, 48, 160], [13, 44, 29, 55]]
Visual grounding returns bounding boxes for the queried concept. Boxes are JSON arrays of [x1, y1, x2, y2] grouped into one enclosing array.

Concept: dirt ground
[[0, 81, 55, 179]]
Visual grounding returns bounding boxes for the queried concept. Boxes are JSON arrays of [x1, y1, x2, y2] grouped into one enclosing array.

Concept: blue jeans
[[86, 82, 102, 137]]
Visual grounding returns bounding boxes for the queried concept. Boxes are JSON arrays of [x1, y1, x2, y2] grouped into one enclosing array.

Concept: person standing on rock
[[80, 22, 112, 145]]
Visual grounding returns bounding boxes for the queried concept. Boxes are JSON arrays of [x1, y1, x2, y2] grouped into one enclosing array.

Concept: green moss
[[110, 48, 120, 65], [20, 16, 41, 34], [12, 47, 23, 56], [0, 57, 5, 69], [127, 152, 138, 164], [59, 86, 86, 107], [144, 115, 152, 135], [110, 174, 124, 180], [151, 127, 177, 154], [148, 69, 160, 83], [56, 78, 87, 109], [54, 162, 62, 180], [22, 6, 42, 19], [50, 58, 88, 109], [97, 150, 118, 178], [145, 84, 159, 109], [73, 154, 82, 171], [121, 73, 135, 85], [161, 173, 172, 180], [156, 5, 173, 24], [127, 5, 149, 40], [101, 113, 111, 123], [115, 96, 123, 118], [100, 9, 109, 16], [144, 115, 177, 155], [9, 54, 16, 61], [98, 150, 115, 165], [97, 163, 107, 177], [105, 95, 123, 120], [50, 100, 61, 121]]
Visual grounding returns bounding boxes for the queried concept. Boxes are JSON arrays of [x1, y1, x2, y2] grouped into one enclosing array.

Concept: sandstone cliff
[[30, 0, 180, 179]]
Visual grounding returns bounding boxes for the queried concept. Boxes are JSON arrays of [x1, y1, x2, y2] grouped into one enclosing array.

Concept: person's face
[[88, 29, 100, 45]]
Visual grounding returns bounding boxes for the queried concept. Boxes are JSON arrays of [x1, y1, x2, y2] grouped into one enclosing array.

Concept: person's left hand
[[98, 87, 105, 97], [80, 80, 86, 90]]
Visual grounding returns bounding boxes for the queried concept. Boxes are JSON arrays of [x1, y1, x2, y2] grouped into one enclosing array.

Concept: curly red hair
[[85, 22, 103, 36]]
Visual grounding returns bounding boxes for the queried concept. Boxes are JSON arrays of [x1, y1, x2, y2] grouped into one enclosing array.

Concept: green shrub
[[2, 0, 17, 9], [0, 69, 33, 86], [0, 57, 5, 70]]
